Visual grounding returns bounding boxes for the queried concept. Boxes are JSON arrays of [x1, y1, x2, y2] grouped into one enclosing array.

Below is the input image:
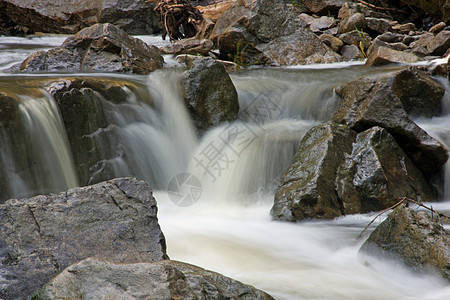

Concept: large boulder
[[33, 258, 274, 300], [210, 0, 341, 66], [336, 127, 434, 214], [0, 0, 161, 34], [332, 77, 448, 174], [16, 23, 163, 74], [360, 206, 450, 282], [365, 45, 422, 66], [47, 77, 144, 186], [0, 177, 168, 300], [182, 57, 239, 133], [272, 123, 356, 221], [427, 30, 450, 56], [392, 67, 445, 118]]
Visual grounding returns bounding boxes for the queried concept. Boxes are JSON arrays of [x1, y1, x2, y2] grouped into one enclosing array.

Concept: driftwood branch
[[358, 197, 450, 239], [354, 0, 407, 14], [148, 0, 204, 41]]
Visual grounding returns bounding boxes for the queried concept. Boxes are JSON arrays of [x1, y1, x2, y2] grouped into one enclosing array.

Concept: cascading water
[[1, 35, 450, 299]]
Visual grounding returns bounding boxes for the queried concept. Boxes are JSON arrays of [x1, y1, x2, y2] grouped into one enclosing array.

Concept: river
[[1, 34, 449, 299]]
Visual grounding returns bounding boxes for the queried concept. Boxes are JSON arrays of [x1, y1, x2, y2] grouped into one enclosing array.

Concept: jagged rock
[[333, 77, 448, 174], [360, 206, 450, 282], [365, 45, 422, 66], [301, 0, 346, 15], [336, 127, 434, 214], [33, 258, 275, 300], [272, 123, 356, 221], [429, 22, 446, 34], [182, 57, 239, 133], [210, 0, 341, 66], [392, 67, 445, 118], [339, 13, 367, 34], [0, 177, 168, 300], [160, 38, 213, 55], [16, 23, 163, 74], [428, 30, 450, 56], [340, 44, 363, 60], [319, 34, 344, 53], [48, 77, 144, 186], [366, 17, 392, 35], [409, 32, 435, 56], [0, 0, 161, 34]]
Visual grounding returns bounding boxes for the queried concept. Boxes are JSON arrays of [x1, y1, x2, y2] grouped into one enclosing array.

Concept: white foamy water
[[0, 35, 449, 299]]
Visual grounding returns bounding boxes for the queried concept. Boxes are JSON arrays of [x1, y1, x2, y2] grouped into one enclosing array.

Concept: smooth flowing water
[[1, 35, 450, 299]]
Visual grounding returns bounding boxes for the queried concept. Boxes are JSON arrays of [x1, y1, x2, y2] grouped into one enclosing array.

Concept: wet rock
[[336, 127, 434, 214], [272, 123, 356, 221], [340, 44, 363, 60], [210, 0, 341, 66], [182, 57, 239, 133], [428, 30, 450, 56], [366, 17, 392, 35], [0, 0, 161, 34], [332, 77, 448, 174], [429, 22, 446, 34], [0, 177, 168, 300], [17, 23, 163, 74], [365, 45, 422, 66], [319, 34, 344, 53], [339, 13, 367, 34], [301, 0, 346, 15], [48, 77, 143, 186], [392, 67, 445, 118], [33, 258, 274, 300], [160, 38, 213, 56], [360, 206, 450, 282], [176, 54, 239, 73]]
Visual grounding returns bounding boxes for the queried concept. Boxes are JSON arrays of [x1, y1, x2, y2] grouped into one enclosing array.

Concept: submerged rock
[[33, 258, 274, 300], [210, 0, 340, 66], [182, 57, 239, 133], [336, 127, 434, 214], [360, 205, 450, 282], [0, 177, 168, 300], [272, 123, 356, 221], [17, 23, 163, 74], [48, 77, 144, 186], [332, 77, 448, 174]]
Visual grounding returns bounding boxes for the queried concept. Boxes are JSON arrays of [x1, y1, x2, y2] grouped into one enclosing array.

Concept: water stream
[[1, 35, 450, 299]]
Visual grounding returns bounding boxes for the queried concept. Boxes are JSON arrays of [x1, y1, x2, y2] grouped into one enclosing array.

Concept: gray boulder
[[336, 127, 434, 214], [0, 177, 168, 300], [332, 77, 448, 174], [272, 123, 356, 221], [210, 0, 341, 66], [17, 23, 163, 74], [182, 57, 239, 133], [340, 44, 364, 61], [392, 67, 445, 118], [360, 206, 450, 282], [0, 0, 161, 34], [33, 258, 274, 300]]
